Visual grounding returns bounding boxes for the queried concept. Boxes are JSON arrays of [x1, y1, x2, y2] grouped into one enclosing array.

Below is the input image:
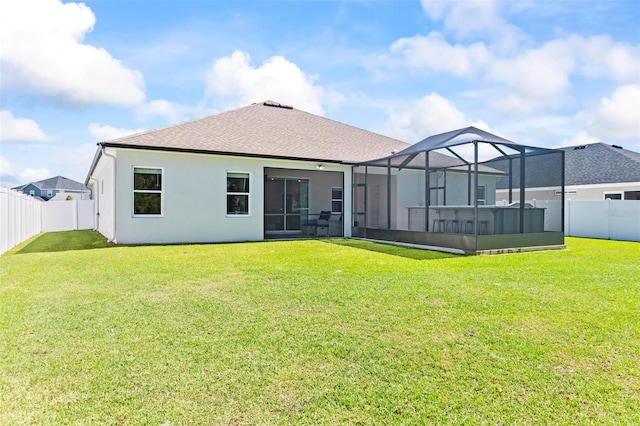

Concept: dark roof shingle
[[561, 143, 640, 185]]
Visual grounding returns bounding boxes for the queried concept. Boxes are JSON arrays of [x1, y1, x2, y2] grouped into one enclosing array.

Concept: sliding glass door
[[265, 177, 309, 233]]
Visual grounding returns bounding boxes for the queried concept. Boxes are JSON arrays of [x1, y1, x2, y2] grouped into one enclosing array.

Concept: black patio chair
[[315, 210, 332, 236]]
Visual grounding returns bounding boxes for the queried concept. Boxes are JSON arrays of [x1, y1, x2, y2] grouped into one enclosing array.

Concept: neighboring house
[[495, 143, 640, 201], [12, 176, 90, 201], [85, 101, 564, 253]]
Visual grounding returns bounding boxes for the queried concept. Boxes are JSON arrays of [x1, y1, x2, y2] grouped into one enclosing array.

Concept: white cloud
[[388, 32, 490, 76], [19, 168, 52, 183], [586, 84, 640, 141], [387, 93, 488, 142], [52, 143, 98, 183], [557, 131, 600, 148], [0, 156, 49, 187], [0, 156, 16, 177], [572, 35, 640, 83], [0, 0, 145, 106], [89, 124, 147, 141], [420, 0, 525, 52], [136, 99, 187, 124], [486, 39, 575, 113], [0, 110, 50, 142], [205, 50, 326, 115]]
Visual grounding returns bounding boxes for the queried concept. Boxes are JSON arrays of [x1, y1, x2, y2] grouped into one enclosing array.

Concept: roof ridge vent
[[263, 100, 293, 109], [612, 144, 623, 149], [573, 145, 587, 150]]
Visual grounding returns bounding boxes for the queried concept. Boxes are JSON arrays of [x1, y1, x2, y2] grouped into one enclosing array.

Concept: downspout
[[101, 147, 118, 243]]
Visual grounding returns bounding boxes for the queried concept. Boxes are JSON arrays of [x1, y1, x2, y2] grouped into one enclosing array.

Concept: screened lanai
[[352, 127, 565, 254]]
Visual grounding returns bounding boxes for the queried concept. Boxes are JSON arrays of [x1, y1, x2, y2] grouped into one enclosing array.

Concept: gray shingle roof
[[561, 143, 640, 185], [100, 101, 410, 163], [12, 176, 88, 191], [493, 142, 640, 189]]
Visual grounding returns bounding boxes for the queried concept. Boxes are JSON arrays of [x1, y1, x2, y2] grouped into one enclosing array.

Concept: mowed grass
[[1, 231, 639, 424]]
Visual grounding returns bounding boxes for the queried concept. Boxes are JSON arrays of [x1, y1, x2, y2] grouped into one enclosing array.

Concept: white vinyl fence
[[1, 188, 95, 255], [566, 200, 640, 242], [41, 199, 94, 232], [0, 187, 42, 255]]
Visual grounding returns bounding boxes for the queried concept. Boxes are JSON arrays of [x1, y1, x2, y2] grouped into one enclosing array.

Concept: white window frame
[[331, 187, 343, 214], [226, 171, 251, 217], [477, 185, 487, 206], [604, 191, 623, 200], [132, 166, 164, 217]]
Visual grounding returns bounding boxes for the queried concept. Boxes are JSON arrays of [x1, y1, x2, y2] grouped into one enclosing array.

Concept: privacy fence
[[1, 187, 42, 255], [565, 199, 640, 242], [1, 188, 94, 256], [2, 189, 638, 255]]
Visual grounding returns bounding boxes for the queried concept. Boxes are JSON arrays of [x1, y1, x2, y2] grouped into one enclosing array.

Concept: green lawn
[[1, 231, 639, 424]]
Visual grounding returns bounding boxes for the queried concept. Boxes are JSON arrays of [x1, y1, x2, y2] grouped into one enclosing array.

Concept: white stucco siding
[[444, 172, 497, 206], [111, 149, 352, 245]]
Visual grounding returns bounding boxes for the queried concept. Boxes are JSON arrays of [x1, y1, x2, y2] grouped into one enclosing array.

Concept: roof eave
[[100, 142, 348, 166], [85, 143, 105, 186]]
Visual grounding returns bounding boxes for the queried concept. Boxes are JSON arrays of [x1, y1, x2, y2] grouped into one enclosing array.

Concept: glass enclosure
[[352, 128, 565, 253]]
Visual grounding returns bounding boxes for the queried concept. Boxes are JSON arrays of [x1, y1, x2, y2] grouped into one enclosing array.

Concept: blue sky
[[1, 0, 639, 187]]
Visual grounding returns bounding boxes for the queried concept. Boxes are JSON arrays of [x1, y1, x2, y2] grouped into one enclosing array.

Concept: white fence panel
[[41, 200, 94, 232], [77, 200, 94, 229], [0, 187, 42, 255], [566, 200, 640, 242]]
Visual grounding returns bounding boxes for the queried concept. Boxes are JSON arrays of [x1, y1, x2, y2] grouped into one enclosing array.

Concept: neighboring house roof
[[493, 142, 640, 190], [561, 143, 640, 186], [12, 176, 88, 192], [98, 100, 410, 164]]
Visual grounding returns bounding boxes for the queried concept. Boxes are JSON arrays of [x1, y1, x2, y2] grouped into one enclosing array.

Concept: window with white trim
[[331, 187, 343, 213], [477, 185, 487, 206], [133, 167, 162, 215], [227, 172, 250, 215]]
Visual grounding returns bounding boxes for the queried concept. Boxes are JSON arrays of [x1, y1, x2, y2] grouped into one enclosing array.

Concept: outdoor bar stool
[[448, 219, 460, 233], [462, 220, 474, 234], [432, 218, 446, 232]]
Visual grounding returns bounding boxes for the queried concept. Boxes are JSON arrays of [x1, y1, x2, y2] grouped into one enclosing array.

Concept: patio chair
[[315, 210, 332, 236]]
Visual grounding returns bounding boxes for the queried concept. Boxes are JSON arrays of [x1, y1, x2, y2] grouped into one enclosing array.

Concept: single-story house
[[85, 101, 565, 253], [12, 176, 90, 201], [86, 101, 408, 245]]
